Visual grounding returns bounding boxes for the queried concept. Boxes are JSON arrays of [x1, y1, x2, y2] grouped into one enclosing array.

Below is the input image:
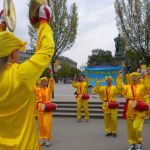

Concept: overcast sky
[[0, 0, 119, 68]]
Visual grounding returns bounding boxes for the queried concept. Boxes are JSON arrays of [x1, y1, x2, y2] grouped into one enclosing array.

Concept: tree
[[28, 0, 78, 69], [87, 49, 114, 66], [124, 49, 141, 72], [40, 67, 50, 78], [56, 61, 71, 78], [70, 67, 81, 79], [114, 0, 150, 65]]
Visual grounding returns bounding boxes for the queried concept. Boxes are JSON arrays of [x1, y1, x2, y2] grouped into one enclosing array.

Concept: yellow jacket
[[116, 75, 149, 119], [34, 78, 55, 111], [0, 23, 54, 150], [96, 81, 118, 113], [72, 81, 89, 100]]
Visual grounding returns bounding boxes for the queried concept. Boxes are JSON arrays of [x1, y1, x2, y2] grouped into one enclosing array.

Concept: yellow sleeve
[[143, 74, 150, 94], [86, 82, 89, 87], [19, 23, 54, 89], [72, 81, 78, 88], [48, 78, 55, 93], [95, 81, 101, 94], [116, 75, 127, 95]]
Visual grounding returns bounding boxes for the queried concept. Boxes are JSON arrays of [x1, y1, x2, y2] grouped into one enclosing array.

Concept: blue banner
[[82, 66, 122, 86]]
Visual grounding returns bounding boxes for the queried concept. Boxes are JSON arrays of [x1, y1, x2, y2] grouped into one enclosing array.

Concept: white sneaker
[[137, 143, 142, 150], [128, 144, 135, 150], [40, 139, 45, 146], [45, 139, 52, 147]]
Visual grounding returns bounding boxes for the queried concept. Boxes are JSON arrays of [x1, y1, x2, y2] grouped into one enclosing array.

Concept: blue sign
[[83, 65, 122, 86]]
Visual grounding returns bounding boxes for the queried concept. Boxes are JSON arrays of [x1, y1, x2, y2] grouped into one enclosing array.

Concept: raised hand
[[39, 5, 52, 22], [50, 70, 53, 78], [0, 10, 6, 27], [119, 70, 122, 76], [74, 74, 77, 82]]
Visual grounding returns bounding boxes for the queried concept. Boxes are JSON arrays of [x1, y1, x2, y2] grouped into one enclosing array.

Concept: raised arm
[[48, 71, 55, 93], [116, 73, 126, 95], [19, 6, 55, 89], [143, 72, 150, 94], [72, 74, 78, 88], [95, 79, 101, 95]]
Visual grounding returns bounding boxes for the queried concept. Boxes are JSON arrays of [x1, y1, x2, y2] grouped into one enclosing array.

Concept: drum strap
[[131, 85, 135, 100], [106, 86, 110, 102], [76, 83, 83, 98]]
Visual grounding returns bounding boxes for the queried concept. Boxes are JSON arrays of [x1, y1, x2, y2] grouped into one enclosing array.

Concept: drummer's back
[[0, 63, 41, 150]]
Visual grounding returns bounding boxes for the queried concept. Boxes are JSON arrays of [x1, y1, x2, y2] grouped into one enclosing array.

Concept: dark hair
[[0, 56, 9, 74], [79, 74, 85, 78]]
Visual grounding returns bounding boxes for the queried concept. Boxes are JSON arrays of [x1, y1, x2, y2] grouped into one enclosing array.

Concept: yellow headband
[[105, 76, 114, 81], [40, 77, 48, 81], [130, 72, 140, 78], [0, 31, 27, 57]]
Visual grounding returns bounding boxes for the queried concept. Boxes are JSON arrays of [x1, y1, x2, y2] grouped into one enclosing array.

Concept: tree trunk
[[52, 60, 55, 98]]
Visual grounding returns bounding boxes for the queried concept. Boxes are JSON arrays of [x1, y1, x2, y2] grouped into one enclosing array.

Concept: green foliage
[[40, 67, 50, 78], [70, 67, 81, 78], [56, 61, 70, 77], [55, 61, 81, 78], [87, 49, 114, 66], [115, 0, 150, 64]]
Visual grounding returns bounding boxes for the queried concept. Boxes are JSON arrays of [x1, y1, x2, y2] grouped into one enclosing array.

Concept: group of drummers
[[72, 71, 150, 150], [0, 1, 150, 150]]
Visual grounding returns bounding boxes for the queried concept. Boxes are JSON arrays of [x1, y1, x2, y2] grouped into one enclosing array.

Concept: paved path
[[53, 83, 125, 102], [41, 118, 150, 150], [40, 83, 150, 150]]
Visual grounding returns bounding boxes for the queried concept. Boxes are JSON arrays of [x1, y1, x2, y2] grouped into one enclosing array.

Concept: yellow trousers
[[37, 111, 53, 139], [126, 119, 144, 144], [77, 99, 89, 119], [104, 111, 118, 133]]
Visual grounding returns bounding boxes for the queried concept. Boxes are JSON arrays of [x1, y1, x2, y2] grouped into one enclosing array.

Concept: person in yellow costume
[[116, 72, 149, 150], [140, 69, 150, 119], [95, 76, 119, 137], [0, 5, 54, 150], [72, 74, 90, 122], [34, 71, 55, 147]]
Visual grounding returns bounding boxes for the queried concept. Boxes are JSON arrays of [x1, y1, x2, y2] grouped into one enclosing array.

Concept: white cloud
[[0, 0, 119, 68]]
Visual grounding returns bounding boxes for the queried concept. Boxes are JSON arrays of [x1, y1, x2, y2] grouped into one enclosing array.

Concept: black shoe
[[112, 133, 117, 137], [106, 133, 112, 136]]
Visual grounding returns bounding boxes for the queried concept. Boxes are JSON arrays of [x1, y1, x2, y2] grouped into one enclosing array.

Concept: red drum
[[106, 101, 119, 108], [42, 103, 57, 112], [132, 101, 149, 111], [81, 94, 89, 100]]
